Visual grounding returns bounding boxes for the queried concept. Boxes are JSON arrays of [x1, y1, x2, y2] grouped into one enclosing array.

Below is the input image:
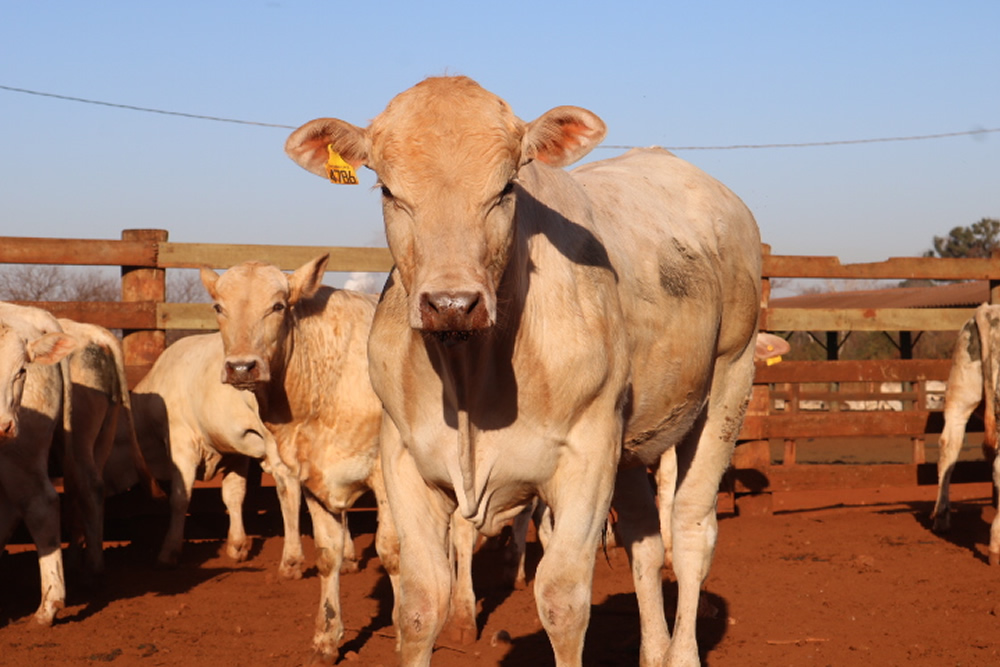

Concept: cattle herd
[[1, 76, 998, 666]]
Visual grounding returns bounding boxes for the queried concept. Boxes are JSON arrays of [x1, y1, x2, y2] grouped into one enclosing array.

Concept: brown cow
[[931, 303, 1000, 564], [286, 76, 761, 666], [200, 256, 399, 661], [0, 307, 76, 625]]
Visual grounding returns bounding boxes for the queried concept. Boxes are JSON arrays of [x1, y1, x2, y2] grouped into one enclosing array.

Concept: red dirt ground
[[1, 489, 999, 666]]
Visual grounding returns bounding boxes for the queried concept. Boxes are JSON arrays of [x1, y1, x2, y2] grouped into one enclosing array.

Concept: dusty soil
[[1, 487, 998, 667]]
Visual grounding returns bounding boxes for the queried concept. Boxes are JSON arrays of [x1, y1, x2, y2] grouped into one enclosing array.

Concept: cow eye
[[15, 367, 26, 381], [380, 184, 393, 199], [213, 303, 223, 314], [272, 302, 285, 313], [500, 181, 515, 198]]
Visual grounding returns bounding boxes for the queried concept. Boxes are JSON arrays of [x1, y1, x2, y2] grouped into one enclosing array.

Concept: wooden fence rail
[[2, 230, 997, 513]]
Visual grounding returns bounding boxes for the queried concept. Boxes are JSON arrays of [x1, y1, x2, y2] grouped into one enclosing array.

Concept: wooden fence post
[[121, 229, 166, 386]]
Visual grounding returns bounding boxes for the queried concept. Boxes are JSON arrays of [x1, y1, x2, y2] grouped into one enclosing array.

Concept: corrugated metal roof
[[769, 280, 989, 309]]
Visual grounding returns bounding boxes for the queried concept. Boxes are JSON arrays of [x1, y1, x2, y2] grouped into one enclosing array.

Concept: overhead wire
[[2, 83, 998, 150]]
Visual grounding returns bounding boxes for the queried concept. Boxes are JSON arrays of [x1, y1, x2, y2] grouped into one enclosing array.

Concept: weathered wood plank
[[7, 300, 157, 329], [157, 243, 394, 272], [754, 359, 953, 383], [763, 254, 1000, 281], [157, 302, 217, 330], [0, 237, 156, 266], [739, 411, 932, 440], [762, 307, 974, 332]]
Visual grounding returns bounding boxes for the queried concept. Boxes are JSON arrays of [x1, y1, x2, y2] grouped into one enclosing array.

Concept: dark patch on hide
[[658, 239, 701, 298], [966, 319, 982, 362]]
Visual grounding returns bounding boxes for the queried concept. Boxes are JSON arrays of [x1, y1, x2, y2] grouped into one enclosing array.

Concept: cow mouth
[[227, 379, 261, 392], [428, 330, 476, 346]]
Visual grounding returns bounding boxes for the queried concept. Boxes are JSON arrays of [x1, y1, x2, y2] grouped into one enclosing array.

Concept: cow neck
[[423, 229, 527, 523], [256, 312, 298, 427]]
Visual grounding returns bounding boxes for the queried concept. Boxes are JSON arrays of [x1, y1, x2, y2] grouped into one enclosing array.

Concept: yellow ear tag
[[325, 145, 359, 185], [766, 355, 783, 366]]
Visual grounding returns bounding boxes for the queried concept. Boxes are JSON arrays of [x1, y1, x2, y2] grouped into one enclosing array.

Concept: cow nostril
[[226, 360, 257, 374]]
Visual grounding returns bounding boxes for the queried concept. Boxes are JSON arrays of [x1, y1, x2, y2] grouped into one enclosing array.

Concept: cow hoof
[[931, 512, 950, 533], [226, 538, 251, 562], [310, 637, 340, 665], [340, 557, 360, 575], [278, 559, 305, 580], [445, 621, 478, 646], [306, 648, 336, 666], [33, 600, 63, 628]]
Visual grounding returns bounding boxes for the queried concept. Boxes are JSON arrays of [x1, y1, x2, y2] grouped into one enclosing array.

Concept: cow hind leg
[[157, 445, 199, 567], [669, 356, 754, 667], [990, 453, 1000, 566], [933, 329, 984, 533], [932, 401, 980, 533], [304, 495, 347, 662], [63, 406, 111, 579], [340, 513, 360, 574], [221, 460, 250, 562], [612, 464, 670, 667]]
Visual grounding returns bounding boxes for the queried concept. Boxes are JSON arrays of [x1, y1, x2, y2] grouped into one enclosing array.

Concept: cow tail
[[110, 341, 165, 500], [974, 306, 1000, 463]]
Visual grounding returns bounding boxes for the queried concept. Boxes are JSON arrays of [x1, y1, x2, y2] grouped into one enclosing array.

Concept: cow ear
[[522, 106, 607, 168], [289, 254, 330, 305], [27, 332, 77, 366], [285, 118, 370, 178], [200, 266, 221, 300]]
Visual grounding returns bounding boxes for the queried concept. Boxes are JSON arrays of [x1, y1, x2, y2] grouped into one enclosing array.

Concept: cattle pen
[[1, 229, 997, 520]]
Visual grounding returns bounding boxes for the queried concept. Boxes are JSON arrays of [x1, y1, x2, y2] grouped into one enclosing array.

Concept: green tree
[[925, 217, 1000, 258]]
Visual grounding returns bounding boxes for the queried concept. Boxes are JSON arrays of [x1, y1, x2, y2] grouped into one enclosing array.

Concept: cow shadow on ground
[[0, 539, 255, 628], [900, 498, 995, 565], [498, 579, 730, 666]]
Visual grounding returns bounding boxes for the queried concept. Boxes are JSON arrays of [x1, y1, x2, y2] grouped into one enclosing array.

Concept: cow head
[[285, 76, 606, 335], [0, 324, 76, 442], [200, 255, 328, 389]]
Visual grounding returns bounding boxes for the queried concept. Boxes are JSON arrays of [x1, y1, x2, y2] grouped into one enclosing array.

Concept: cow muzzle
[[222, 358, 269, 389], [418, 290, 492, 335]]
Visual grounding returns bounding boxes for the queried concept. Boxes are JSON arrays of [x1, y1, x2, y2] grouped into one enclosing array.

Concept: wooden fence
[[1, 230, 996, 514]]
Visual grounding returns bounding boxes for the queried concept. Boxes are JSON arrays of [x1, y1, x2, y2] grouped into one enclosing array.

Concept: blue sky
[[2, 1, 998, 272]]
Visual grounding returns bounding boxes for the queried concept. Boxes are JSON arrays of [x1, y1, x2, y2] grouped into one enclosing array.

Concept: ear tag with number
[[325, 145, 359, 184]]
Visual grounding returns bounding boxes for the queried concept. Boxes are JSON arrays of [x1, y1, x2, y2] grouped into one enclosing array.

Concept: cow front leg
[[381, 424, 452, 667], [221, 459, 250, 562], [21, 480, 66, 626], [536, 423, 619, 666], [269, 458, 305, 579], [304, 495, 347, 662], [445, 512, 478, 644], [613, 464, 670, 667]]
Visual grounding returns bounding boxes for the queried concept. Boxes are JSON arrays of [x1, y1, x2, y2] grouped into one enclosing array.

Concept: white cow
[[128, 332, 304, 571], [931, 303, 1000, 565], [286, 76, 761, 666], [57, 318, 161, 578], [200, 257, 399, 660], [0, 310, 76, 625]]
